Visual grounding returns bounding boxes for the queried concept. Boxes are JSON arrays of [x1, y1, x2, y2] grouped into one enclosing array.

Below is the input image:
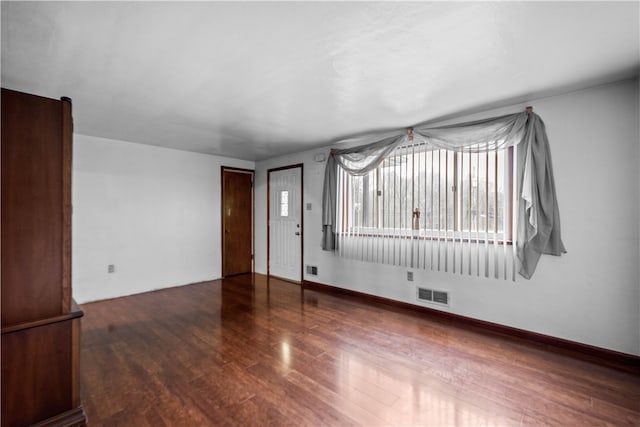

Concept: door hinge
[[251, 254, 254, 260]]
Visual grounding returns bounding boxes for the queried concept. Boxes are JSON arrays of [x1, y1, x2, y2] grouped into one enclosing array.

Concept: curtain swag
[[321, 110, 566, 279]]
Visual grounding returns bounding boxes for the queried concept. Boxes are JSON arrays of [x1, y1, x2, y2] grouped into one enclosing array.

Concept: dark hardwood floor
[[80, 274, 640, 426]]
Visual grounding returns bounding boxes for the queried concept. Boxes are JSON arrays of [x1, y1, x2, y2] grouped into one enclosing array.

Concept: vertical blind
[[335, 143, 517, 280]]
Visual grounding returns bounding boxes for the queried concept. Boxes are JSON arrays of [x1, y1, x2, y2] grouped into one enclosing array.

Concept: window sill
[[338, 231, 513, 245]]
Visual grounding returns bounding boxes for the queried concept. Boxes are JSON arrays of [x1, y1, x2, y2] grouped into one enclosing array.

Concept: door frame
[[267, 164, 304, 282], [221, 166, 255, 277]]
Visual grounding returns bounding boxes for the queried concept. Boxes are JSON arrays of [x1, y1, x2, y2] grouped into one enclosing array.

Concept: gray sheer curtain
[[321, 110, 566, 279]]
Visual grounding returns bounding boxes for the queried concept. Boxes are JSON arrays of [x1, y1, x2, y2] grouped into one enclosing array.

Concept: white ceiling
[[2, 1, 639, 161]]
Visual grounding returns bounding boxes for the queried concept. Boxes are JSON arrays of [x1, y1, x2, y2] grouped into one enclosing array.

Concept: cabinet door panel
[[1, 89, 63, 324], [1, 321, 72, 427]]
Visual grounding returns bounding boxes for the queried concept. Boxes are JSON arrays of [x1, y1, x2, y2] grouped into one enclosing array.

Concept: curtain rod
[[406, 106, 534, 134]]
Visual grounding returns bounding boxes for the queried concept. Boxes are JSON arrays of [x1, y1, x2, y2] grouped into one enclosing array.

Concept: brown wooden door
[[222, 168, 253, 276]]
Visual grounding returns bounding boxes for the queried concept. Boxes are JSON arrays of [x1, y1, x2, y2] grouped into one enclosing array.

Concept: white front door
[[269, 166, 302, 282]]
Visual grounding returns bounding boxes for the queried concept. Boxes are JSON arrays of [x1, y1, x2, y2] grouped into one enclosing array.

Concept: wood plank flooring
[[80, 274, 640, 426]]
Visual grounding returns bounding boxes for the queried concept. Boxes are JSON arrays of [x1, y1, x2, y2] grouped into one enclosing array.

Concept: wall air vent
[[417, 287, 433, 301], [417, 287, 449, 306], [433, 290, 449, 305]]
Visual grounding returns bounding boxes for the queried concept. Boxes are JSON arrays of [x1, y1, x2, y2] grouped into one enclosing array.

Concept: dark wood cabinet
[[1, 88, 86, 427]]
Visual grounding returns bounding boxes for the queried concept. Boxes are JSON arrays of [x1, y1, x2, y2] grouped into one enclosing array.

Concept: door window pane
[[280, 191, 289, 217]]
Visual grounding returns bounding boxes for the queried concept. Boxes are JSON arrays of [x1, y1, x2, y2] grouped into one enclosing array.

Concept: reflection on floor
[[80, 274, 640, 426]]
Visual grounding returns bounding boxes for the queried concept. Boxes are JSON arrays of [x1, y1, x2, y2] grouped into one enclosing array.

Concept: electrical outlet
[[108, 264, 115, 273], [407, 271, 413, 281]]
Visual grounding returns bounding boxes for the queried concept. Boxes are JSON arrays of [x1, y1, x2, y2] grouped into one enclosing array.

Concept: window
[[279, 190, 289, 217], [339, 145, 513, 241], [325, 110, 565, 280], [334, 143, 516, 278]]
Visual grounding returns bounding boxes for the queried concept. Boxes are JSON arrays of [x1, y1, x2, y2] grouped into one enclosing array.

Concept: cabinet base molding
[[32, 407, 87, 427]]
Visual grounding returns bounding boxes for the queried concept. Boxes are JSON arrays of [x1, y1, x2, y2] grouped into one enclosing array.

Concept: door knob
[[295, 232, 300, 236]]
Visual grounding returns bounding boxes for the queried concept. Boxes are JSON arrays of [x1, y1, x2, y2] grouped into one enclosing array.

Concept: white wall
[[255, 78, 640, 356], [72, 135, 254, 303]]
